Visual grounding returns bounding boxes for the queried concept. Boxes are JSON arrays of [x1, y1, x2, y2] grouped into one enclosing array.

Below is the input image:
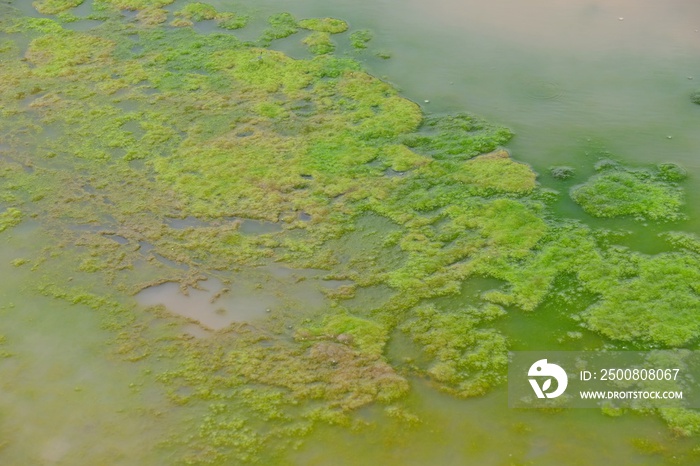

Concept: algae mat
[[1, 0, 700, 464]]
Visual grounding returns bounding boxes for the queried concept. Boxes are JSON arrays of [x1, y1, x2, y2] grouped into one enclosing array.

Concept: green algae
[[401, 303, 507, 397], [135, 7, 168, 26], [25, 29, 115, 78], [300, 312, 388, 356], [660, 231, 700, 253], [259, 12, 299, 46], [550, 165, 574, 180], [453, 149, 536, 195], [303, 31, 335, 55], [2, 1, 700, 461], [175, 2, 219, 22], [298, 17, 349, 34], [571, 164, 684, 221], [657, 162, 687, 182], [349, 29, 373, 49], [33, 0, 84, 15], [0, 208, 22, 233], [401, 112, 513, 159], [173, 2, 248, 30], [94, 0, 174, 10], [380, 144, 429, 172], [582, 252, 700, 345], [374, 49, 392, 59]]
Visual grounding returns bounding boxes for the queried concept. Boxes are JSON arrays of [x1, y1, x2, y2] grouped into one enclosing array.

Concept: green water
[[0, 224, 178, 464], [2, 0, 700, 464]]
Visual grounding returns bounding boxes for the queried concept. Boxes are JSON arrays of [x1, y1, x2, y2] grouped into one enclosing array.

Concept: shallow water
[[136, 266, 333, 330], [293, 382, 685, 466], [0, 226, 174, 465]]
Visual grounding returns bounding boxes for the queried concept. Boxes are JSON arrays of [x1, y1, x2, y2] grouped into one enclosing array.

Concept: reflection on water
[[136, 266, 338, 330], [137, 278, 272, 330]]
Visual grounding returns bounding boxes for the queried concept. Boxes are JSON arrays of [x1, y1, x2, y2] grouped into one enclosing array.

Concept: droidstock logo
[[528, 359, 568, 399]]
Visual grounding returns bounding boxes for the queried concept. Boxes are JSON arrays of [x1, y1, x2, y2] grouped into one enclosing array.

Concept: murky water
[[0, 225, 175, 465], [136, 267, 334, 330]]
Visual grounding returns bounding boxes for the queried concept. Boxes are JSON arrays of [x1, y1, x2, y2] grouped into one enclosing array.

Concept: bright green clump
[[135, 7, 168, 26], [401, 113, 513, 159], [217, 12, 249, 30], [174, 2, 218, 22], [583, 252, 700, 346], [303, 313, 389, 356], [380, 145, 429, 172], [94, 0, 175, 10], [0, 208, 21, 233], [349, 29, 373, 49], [571, 167, 684, 220], [33, 0, 84, 15], [302, 31, 335, 55], [298, 17, 349, 34], [660, 408, 700, 436], [25, 30, 115, 77], [657, 162, 687, 181], [453, 149, 536, 194], [660, 231, 700, 253], [259, 12, 299, 46], [172, 2, 249, 29], [402, 304, 507, 397]]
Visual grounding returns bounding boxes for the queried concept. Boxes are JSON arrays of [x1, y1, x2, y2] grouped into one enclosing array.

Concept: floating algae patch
[[401, 303, 508, 397], [172, 2, 249, 30], [571, 162, 685, 221], [32, 0, 85, 15], [0, 208, 22, 233], [94, 0, 175, 10], [298, 17, 348, 34], [401, 112, 512, 159], [453, 148, 536, 195], [302, 31, 335, 55], [258, 12, 299, 46], [349, 29, 372, 49], [581, 252, 700, 346]]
